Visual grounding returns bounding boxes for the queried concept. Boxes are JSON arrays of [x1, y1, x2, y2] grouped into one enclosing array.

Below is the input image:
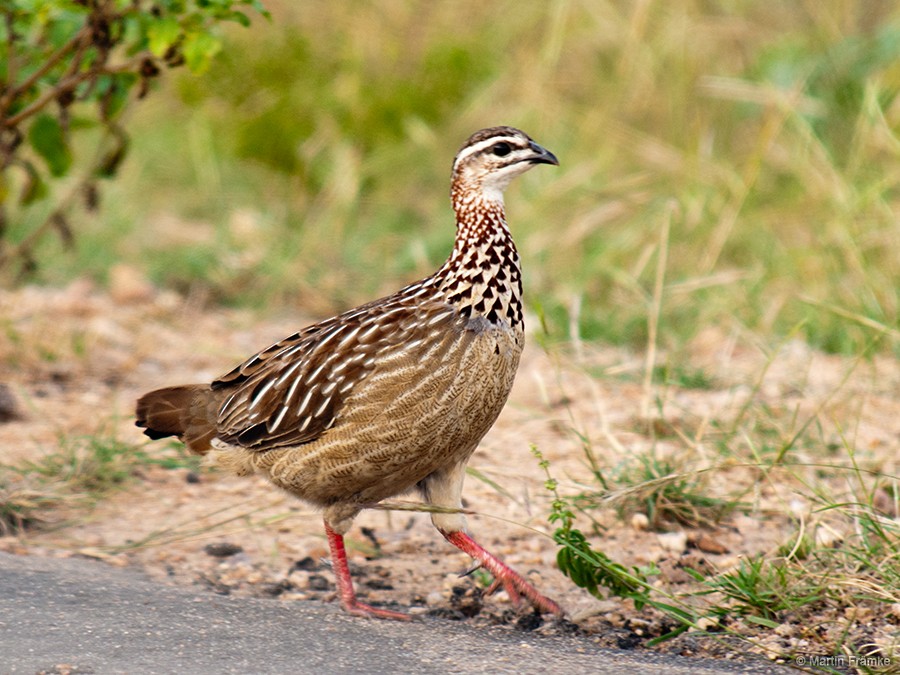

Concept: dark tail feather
[[135, 384, 216, 454]]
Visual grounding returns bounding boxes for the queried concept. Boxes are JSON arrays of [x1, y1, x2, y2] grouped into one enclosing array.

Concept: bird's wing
[[212, 297, 459, 450]]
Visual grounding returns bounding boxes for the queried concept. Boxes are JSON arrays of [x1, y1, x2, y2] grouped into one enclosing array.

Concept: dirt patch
[[2, 281, 898, 669]]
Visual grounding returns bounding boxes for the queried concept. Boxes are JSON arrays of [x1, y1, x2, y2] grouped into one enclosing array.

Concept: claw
[[342, 599, 411, 621], [484, 578, 502, 596], [459, 560, 484, 578], [483, 576, 523, 606], [441, 529, 564, 617]]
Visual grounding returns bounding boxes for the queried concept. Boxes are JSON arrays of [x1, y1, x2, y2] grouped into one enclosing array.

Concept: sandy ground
[[1, 278, 898, 667]]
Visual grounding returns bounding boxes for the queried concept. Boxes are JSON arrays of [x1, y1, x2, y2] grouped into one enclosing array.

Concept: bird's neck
[[436, 186, 524, 329]]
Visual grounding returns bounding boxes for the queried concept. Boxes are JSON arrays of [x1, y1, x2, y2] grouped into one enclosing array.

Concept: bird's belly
[[259, 325, 523, 505]]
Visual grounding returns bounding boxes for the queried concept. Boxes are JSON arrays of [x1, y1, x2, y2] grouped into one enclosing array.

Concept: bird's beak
[[527, 141, 559, 166]]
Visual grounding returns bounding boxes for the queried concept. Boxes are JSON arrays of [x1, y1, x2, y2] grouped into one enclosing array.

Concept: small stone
[[290, 556, 319, 572], [516, 612, 543, 631], [789, 498, 807, 517], [203, 542, 243, 558], [775, 623, 795, 637], [0, 384, 23, 423], [307, 574, 331, 591], [815, 525, 843, 548], [696, 616, 719, 631], [717, 555, 741, 570], [689, 532, 729, 554], [631, 513, 650, 531], [656, 531, 688, 555], [280, 592, 308, 602], [571, 600, 620, 622]]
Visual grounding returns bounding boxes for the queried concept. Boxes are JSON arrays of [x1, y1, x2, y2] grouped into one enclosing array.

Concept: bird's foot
[[341, 599, 411, 621], [325, 521, 412, 621], [442, 529, 564, 617]]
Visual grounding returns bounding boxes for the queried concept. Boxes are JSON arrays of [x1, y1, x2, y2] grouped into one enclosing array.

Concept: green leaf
[[223, 10, 251, 27], [646, 623, 691, 647], [28, 114, 72, 178], [745, 615, 781, 628], [147, 16, 182, 57], [96, 133, 130, 179], [182, 31, 222, 74], [19, 163, 48, 205], [99, 75, 138, 121]]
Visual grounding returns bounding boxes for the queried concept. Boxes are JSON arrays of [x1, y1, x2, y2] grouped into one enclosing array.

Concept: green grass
[[536, 358, 900, 667], [603, 449, 742, 530], [702, 555, 824, 622], [5, 0, 898, 356], [0, 434, 200, 534]]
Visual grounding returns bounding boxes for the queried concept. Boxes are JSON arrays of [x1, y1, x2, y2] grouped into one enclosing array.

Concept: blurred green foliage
[[0, 0, 266, 275], [9, 1, 900, 355]]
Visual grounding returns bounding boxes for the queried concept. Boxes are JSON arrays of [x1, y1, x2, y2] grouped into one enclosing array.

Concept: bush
[[0, 0, 267, 279]]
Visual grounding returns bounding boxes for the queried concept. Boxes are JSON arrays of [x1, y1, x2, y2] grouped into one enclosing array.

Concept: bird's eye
[[491, 142, 512, 157]]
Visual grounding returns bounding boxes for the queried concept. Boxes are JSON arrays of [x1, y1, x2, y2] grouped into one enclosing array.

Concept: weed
[[533, 447, 678, 618], [652, 364, 714, 391], [0, 481, 61, 534], [703, 556, 822, 621], [0, 434, 200, 533], [23, 434, 141, 499], [537, 366, 900, 664], [602, 451, 741, 530]]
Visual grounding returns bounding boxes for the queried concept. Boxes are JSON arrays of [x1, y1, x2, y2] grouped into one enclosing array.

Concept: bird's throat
[[438, 193, 524, 329]]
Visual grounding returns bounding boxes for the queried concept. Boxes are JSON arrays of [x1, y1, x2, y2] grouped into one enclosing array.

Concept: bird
[[136, 126, 561, 621]]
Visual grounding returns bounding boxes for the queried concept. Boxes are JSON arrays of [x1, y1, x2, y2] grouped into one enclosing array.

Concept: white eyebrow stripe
[[452, 136, 521, 168]]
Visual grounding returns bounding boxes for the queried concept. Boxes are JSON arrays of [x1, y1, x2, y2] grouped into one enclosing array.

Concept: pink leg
[[325, 522, 411, 621], [442, 529, 564, 617]]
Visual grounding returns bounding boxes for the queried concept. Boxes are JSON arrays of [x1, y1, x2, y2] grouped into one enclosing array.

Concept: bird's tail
[[135, 384, 217, 454]]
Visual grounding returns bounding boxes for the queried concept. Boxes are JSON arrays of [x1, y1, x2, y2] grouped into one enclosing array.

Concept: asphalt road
[[0, 552, 790, 674]]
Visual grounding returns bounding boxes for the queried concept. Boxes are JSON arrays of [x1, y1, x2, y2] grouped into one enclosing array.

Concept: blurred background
[[15, 0, 900, 356]]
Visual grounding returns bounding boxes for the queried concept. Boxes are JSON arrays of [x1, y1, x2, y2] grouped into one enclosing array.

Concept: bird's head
[[451, 126, 558, 201]]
